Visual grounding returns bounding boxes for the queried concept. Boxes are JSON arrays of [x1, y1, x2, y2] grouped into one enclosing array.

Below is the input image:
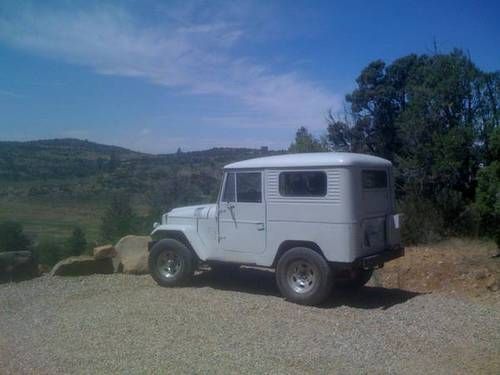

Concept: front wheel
[[149, 239, 195, 287], [276, 247, 333, 306]]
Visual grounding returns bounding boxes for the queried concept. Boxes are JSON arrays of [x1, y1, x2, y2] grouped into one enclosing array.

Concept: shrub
[[65, 227, 87, 256], [398, 195, 445, 245], [34, 238, 66, 267], [100, 193, 138, 243], [0, 221, 31, 253], [475, 161, 500, 248]]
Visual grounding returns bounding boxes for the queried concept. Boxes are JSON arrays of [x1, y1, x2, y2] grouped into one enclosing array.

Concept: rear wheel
[[149, 239, 195, 287], [276, 247, 333, 306], [335, 268, 373, 290]]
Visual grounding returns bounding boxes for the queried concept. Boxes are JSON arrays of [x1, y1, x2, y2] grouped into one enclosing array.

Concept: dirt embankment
[[373, 238, 500, 302]]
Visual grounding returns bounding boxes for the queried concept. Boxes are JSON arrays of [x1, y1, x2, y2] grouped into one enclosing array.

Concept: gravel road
[[1, 269, 499, 374]]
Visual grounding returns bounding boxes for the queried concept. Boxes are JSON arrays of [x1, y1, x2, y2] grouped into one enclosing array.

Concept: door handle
[[256, 223, 265, 231]]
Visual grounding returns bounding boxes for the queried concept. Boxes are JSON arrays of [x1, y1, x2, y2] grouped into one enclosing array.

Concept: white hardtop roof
[[224, 152, 391, 170]]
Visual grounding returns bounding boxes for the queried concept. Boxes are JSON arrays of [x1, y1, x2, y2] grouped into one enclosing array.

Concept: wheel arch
[[272, 240, 326, 268], [152, 230, 200, 262]]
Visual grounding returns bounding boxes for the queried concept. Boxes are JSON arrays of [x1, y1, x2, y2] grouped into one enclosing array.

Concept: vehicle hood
[[167, 204, 217, 219]]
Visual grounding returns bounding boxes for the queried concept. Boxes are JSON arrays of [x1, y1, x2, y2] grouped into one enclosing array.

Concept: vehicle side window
[[222, 172, 236, 202], [279, 171, 327, 197], [362, 170, 387, 189], [236, 172, 262, 203]]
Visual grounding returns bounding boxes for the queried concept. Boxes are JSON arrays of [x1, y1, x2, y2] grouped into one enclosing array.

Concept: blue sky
[[0, 0, 499, 153]]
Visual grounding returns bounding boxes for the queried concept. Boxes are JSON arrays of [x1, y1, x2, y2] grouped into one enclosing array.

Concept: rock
[[50, 256, 114, 276], [113, 235, 151, 274], [488, 247, 500, 258], [93, 244, 116, 260], [0, 251, 39, 282], [486, 276, 498, 292]]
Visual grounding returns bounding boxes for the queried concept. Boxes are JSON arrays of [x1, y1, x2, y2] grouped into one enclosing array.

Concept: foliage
[[65, 227, 87, 256], [100, 194, 139, 243], [289, 127, 327, 153], [398, 195, 444, 244], [324, 49, 499, 243], [0, 221, 31, 252], [0, 142, 281, 245], [35, 229, 88, 266], [475, 160, 500, 247], [34, 237, 66, 266]]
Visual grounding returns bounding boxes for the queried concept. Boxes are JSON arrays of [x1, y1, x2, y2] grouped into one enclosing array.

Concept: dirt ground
[[372, 238, 500, 303]]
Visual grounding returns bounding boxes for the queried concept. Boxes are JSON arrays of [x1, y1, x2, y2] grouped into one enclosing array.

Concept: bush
[[34, 238, 67, 267], [100, 193, 139, 243], [398, 195, 445, 245], [0, 221, 31, 252], [65, 227, 87, 256], [475, 160, 500, 248]]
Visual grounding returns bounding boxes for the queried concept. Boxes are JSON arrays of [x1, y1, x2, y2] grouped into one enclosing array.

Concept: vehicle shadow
[[192, 266, 280, 297], [323, 287, 423, 310], [192, 266, 422, 310]]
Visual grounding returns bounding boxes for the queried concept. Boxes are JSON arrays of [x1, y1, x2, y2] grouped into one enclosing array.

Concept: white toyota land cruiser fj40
[[148, 152, 403, 305]]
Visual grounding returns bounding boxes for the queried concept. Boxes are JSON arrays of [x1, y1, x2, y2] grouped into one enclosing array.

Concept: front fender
[[150, 224, 209, 261]]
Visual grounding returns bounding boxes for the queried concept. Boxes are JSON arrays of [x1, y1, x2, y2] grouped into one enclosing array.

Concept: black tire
[[276, 247, 333, 306], [149, 239, 195, 287], [335, 268, 373, 290]]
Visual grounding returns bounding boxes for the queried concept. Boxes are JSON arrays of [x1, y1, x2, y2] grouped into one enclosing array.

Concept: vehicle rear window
[[362, 170, 387, 189], [237, 172, 262, 203], [279, 171, 327, 197]]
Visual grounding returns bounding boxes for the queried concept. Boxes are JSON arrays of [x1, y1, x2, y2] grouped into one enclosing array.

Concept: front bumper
[[352, 246, 404, 269]]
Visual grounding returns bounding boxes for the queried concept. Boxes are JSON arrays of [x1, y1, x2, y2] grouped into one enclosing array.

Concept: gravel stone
[[1, 269, 499, 374]]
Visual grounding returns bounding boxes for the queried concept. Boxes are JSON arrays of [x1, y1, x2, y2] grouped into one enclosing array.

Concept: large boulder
[[93, 244, 116, 260], [0, 251, 39, 282], [113, 235, 151, 274], [50, 256, 114, 276]]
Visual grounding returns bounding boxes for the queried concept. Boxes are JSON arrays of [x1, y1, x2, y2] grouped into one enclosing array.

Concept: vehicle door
[[218, 171, 266, 253]]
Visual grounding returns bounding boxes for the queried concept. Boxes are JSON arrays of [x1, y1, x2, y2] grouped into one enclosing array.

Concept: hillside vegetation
[[0, 139, 280, 245]]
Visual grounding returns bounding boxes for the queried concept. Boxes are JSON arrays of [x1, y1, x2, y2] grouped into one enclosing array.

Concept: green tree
[[289, 127, 326, 153], [476, 161, 500, 246], [476, 128, 500, 247], [100, 193, 138, 243], [328, 49, 499, 242], [0, 221, 31, 252], [65, 227, 87, 256], [35, 238, 65, 266]]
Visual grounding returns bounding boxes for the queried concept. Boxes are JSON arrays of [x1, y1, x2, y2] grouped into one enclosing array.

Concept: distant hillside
[[0, 138, 149, 180], [0, 139, 281, 181], [0, 138, 283, 202], [0, 138, 283, 243]]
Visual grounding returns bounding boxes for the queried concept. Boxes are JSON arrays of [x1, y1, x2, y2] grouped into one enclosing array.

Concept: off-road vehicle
[[148, 152, 403, 305]]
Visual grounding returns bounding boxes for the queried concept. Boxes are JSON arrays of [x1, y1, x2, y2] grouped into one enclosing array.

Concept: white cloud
[[0, 2, 340, 131]]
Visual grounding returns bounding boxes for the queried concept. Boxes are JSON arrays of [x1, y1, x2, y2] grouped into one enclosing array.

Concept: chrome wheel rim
[[287, 260, 317, 294], [157, 250, 183, 279]]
